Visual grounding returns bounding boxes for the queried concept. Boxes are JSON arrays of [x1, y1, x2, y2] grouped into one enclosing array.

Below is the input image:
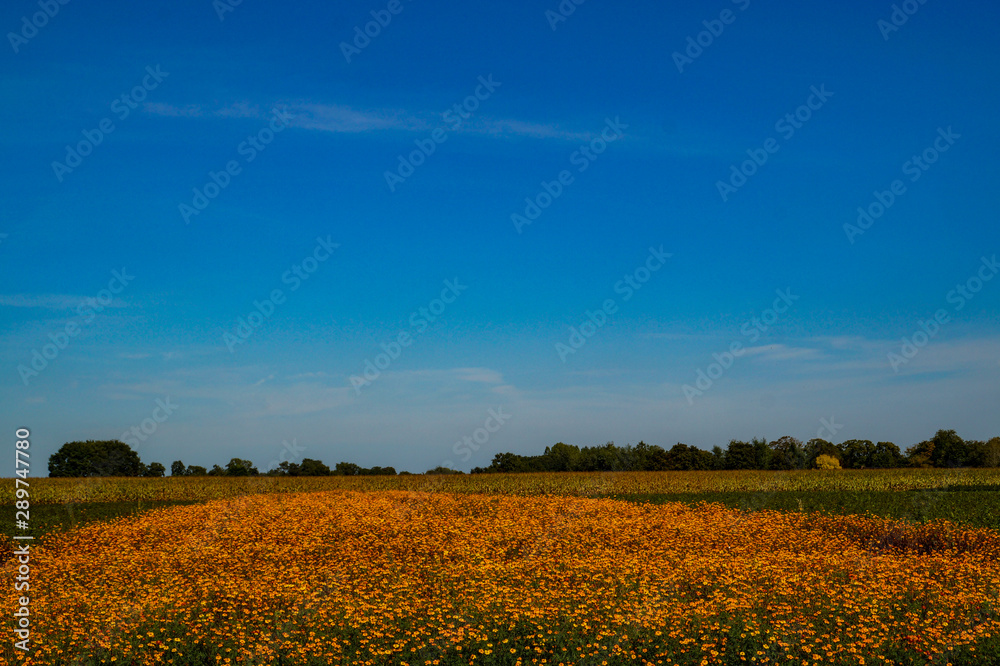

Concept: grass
[[611, 488, 1000, 530], [2, 499, 205, 540], [7, 467, 1000, 504]]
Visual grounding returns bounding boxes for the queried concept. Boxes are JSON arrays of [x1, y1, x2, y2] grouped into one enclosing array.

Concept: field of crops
[[10, 468, 1000, 504], [4, 489, 1000, 665], [4, 470, 1000, 665]]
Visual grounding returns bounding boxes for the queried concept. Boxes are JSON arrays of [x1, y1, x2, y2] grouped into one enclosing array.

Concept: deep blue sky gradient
[[2, 0, 998, 473]]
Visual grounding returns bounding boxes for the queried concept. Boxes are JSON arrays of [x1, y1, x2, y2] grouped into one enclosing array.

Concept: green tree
[[838, 440, 876, 469], [300, 458, 331, 476], [543, 442, 580, 471], [487, 452, 526, 473], [870, 441, 903, 468], [750, 437, 771, 469], [170, 460, 186, 477], [186, 465, 208, 476], [929, 429, 969, 467], [804, 439, 840, 467], [906, 439, 934, 468], [143, 462, 166, 477], [269, 461, 301, 476], [724, 440, 756, 470], [664, 443, 716, 470], [334, 461, 362, 476], [984, 437, 1000, 467], [48, 440, 143, 477], [224, 458, 259, 476], [208, 464, 225, 476], [768, 436, 805, 470], [425, 466, 463, 474], [964, 440, 988, 468]]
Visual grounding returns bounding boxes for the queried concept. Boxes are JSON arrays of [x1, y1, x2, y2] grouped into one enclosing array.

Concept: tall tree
[[870, 442, 903, 468], [48, 440, 143, 477], [768, 436, 805, 470], [224, 458, 259, 476], [929, 429, 969, 467], [804, 439, 840, 467], [838, 440, 876, 469], [724, 440, 756, 470]]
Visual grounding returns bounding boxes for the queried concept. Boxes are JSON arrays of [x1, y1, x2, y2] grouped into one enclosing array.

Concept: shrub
[[814, 454, 841, 470]]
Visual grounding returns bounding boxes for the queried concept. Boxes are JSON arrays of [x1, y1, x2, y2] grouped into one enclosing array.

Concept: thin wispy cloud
[[144, 100, 594, 141], [142, 102, 203, 117], [0, 294, 103, 309], [292, 103, 430, 133], [743, 344, 824, 362]]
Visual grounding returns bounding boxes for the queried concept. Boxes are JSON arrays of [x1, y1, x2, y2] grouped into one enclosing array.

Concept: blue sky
[[2, 0, 998, 474]]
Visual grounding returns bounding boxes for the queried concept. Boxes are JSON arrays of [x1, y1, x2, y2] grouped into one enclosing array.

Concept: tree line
[[46, 429, 1000, 477], [470, 429, 1000, 473], [46, 441, 401, 477]]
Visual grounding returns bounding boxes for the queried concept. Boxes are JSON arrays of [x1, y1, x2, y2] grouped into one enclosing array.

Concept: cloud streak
[[143, 100, 595, 141]]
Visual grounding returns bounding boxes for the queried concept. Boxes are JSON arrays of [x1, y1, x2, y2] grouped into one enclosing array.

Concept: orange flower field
[[3, 491, 1000, 665]]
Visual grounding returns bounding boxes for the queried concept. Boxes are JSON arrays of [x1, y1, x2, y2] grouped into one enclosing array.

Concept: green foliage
[[804, 439, 840, 467], [870, 441, 903, 468], [268, 458, 335, 476], [930, 429, 970, 468], [334, 461, 361, 476], [615, 488, 1000, 530], [985, 437, 1000, 467], [723, 440, 755, 470], [906, 439, 935, 468], [48, 440, 144, 477], [49, 429, 1000, 482], [426, 466, 463, 475], [0, 500, 206, 540], [329, 461, 396, 476], [664, 443, 719, 471], [837, 439, 876, 469], [224, 458, 259, 476], [768, 436, 805, 470], [543, 442, 580, 471]]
